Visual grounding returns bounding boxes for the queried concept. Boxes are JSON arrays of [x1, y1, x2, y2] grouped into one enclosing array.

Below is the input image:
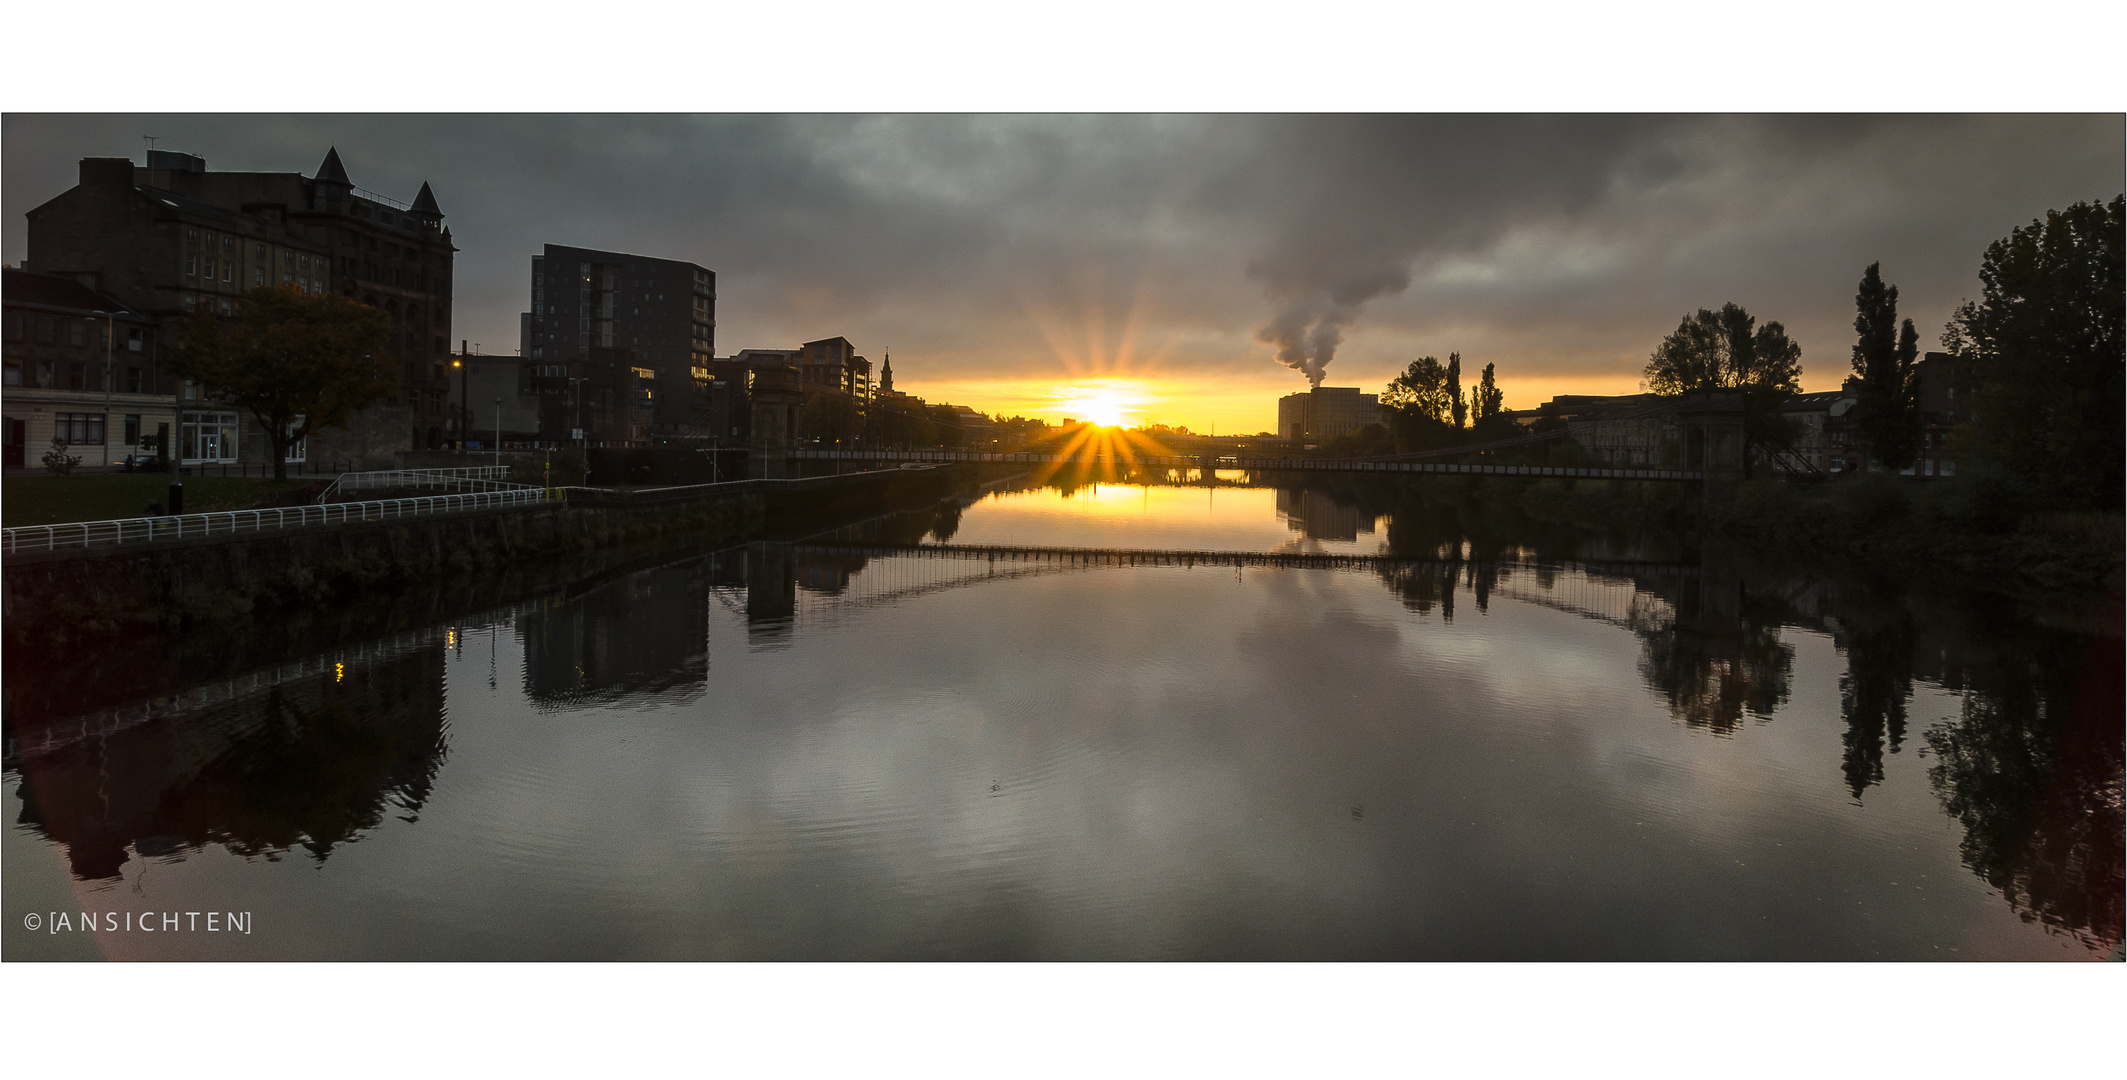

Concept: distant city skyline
[[5, 114, 2120, 433]]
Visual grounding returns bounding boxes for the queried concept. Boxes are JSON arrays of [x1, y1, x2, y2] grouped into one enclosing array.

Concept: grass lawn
[[3, 474, 314, 527]]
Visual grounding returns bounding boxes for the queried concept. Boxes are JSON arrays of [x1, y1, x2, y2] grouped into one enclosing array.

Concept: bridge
[[789, 448, 1704, 482], [788, 540, 1701, 578]]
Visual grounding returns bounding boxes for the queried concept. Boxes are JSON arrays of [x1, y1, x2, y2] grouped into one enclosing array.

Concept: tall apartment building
[[793, 336, 872, 404], [1277, 386, 1383, 443], [521, 245, 715, 435], [23, 148, 456, 463]]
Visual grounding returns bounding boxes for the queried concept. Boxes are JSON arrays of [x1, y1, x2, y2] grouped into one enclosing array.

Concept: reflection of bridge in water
[[705, 539, 1708, 645]]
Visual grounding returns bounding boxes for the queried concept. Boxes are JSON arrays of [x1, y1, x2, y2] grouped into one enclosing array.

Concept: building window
[[124, 414, 141, 449], [52, 413, 107, 445], [3, 312, 20, 340], [203, 231, 216, 247], [183, 295, 197, 312], [127, 328, 143, 352], [128, 367, 143, 392], [69, 321, 88, 348], [254, 267, 265, 286], [222, 235, 234, 251], [187, 227, 199, 243], [181, 411, 240, 462], [255, 243, 266, 258], [34, 316, 54, 343], [222, 263, 234, 283], [219, 299, 234, 316], [203, 256, 215, 279], [186, 254, 198, 277]]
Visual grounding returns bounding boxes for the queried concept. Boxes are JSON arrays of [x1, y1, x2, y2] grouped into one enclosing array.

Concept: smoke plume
[[1253, 267, 1411, 387]]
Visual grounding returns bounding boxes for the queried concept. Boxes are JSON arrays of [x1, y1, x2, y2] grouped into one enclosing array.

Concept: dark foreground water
[[5, 474, 2120, 959]]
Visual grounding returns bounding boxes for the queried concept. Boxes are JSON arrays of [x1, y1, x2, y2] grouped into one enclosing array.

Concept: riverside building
[[22, 148, 457, 465]]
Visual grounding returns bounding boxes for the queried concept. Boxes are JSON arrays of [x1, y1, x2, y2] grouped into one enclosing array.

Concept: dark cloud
[[5, 114, 2119, 419]]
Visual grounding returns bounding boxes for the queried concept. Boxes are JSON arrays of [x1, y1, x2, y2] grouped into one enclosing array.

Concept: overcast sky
[[4, 114, 2119, 432]]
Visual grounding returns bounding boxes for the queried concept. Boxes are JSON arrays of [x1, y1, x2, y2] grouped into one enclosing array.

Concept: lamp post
[[89, 309, 116, 467], [456, 339, 470, 453], [494, 397, 502, 466]]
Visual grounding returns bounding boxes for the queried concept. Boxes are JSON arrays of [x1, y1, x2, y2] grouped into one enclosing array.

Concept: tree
[[40, 438, 82, 476], [1382, 355, 1453, 423], [1643, 302, 1804, 444], [1446, 352, 1467, 430], [168, 286, 393, 480], [1942, 195, 2124, 508], [799, 390, 861, 446], [1849, 263, 1923, 471], [1471, 361, 1514, 439]]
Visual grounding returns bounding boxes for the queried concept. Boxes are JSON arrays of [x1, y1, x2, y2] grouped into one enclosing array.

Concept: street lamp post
[[456, 339, 470, 452], [89, 309, 116, 468]]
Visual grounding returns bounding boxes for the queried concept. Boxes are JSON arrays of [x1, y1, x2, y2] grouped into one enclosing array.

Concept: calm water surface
[[5, 476, 2120, 959]]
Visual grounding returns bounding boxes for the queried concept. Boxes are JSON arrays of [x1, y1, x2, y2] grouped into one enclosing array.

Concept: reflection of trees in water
[[1628, 588, 1794, 736], [1925, 636, 2123, 951], [11, 648, 448, 880], [1834, 611, 1914, 798]]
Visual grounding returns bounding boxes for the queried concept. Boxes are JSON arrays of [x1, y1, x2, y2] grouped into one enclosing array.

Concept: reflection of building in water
[[1276, 488, 1374, 542], [9, 645, 448, 881], [519, 562, 707, 707]]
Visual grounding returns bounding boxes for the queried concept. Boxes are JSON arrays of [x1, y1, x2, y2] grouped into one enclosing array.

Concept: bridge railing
[[2, 486, 559, 556], [787, 448, 1700, 480], [315, 466, 528, 502]]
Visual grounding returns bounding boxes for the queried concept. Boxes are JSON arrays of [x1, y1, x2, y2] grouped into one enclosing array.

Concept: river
[[5, 470, 2119, 959]]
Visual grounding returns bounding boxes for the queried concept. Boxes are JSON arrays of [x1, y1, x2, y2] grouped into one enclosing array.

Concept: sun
[[1050, 380, 1151, 429]]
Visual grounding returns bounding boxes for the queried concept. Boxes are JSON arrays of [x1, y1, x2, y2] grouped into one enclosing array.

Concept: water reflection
[[521, 563, 707, 708], [11, 645, 448, 880], [1925, 633, 2123, 949], [4, 473, 2117, 957]]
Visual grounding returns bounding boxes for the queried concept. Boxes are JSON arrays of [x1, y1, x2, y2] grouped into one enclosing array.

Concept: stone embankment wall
[[3, 495, 762, 647]]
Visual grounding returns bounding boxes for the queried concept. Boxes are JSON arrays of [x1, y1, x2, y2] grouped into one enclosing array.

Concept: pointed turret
[[409, 181, 443, 228], [312, 147, 352, 211], [315, 146, 351, 186], [879, 350, 894, 394]]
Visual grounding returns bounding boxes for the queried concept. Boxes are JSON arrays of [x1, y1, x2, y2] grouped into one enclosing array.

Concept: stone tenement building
[[2, 268, 169, 470], [23, 148, 457, 465]]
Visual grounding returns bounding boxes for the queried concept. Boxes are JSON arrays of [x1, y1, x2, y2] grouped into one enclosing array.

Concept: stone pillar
[[1675, 390, 1747, 491], [747, 366, 804, 480]]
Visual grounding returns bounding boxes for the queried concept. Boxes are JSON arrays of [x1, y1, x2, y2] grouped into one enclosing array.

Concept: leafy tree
[[1942, 195, 2124, 508], [1470, 361, 1516, 439], [1849, 263, 1923, 471], [1446, 352, 1467, 430], [169, 286, 393, 480], [1644, 302, 1804, 444], [1382, 355, 1453, 423], [799, 389, 862, 446]]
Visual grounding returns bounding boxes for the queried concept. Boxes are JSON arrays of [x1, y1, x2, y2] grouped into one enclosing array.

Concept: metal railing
[[787, 448, 1701, 480], [314, 466, 524, 503], [3, 486, 557, 556]]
